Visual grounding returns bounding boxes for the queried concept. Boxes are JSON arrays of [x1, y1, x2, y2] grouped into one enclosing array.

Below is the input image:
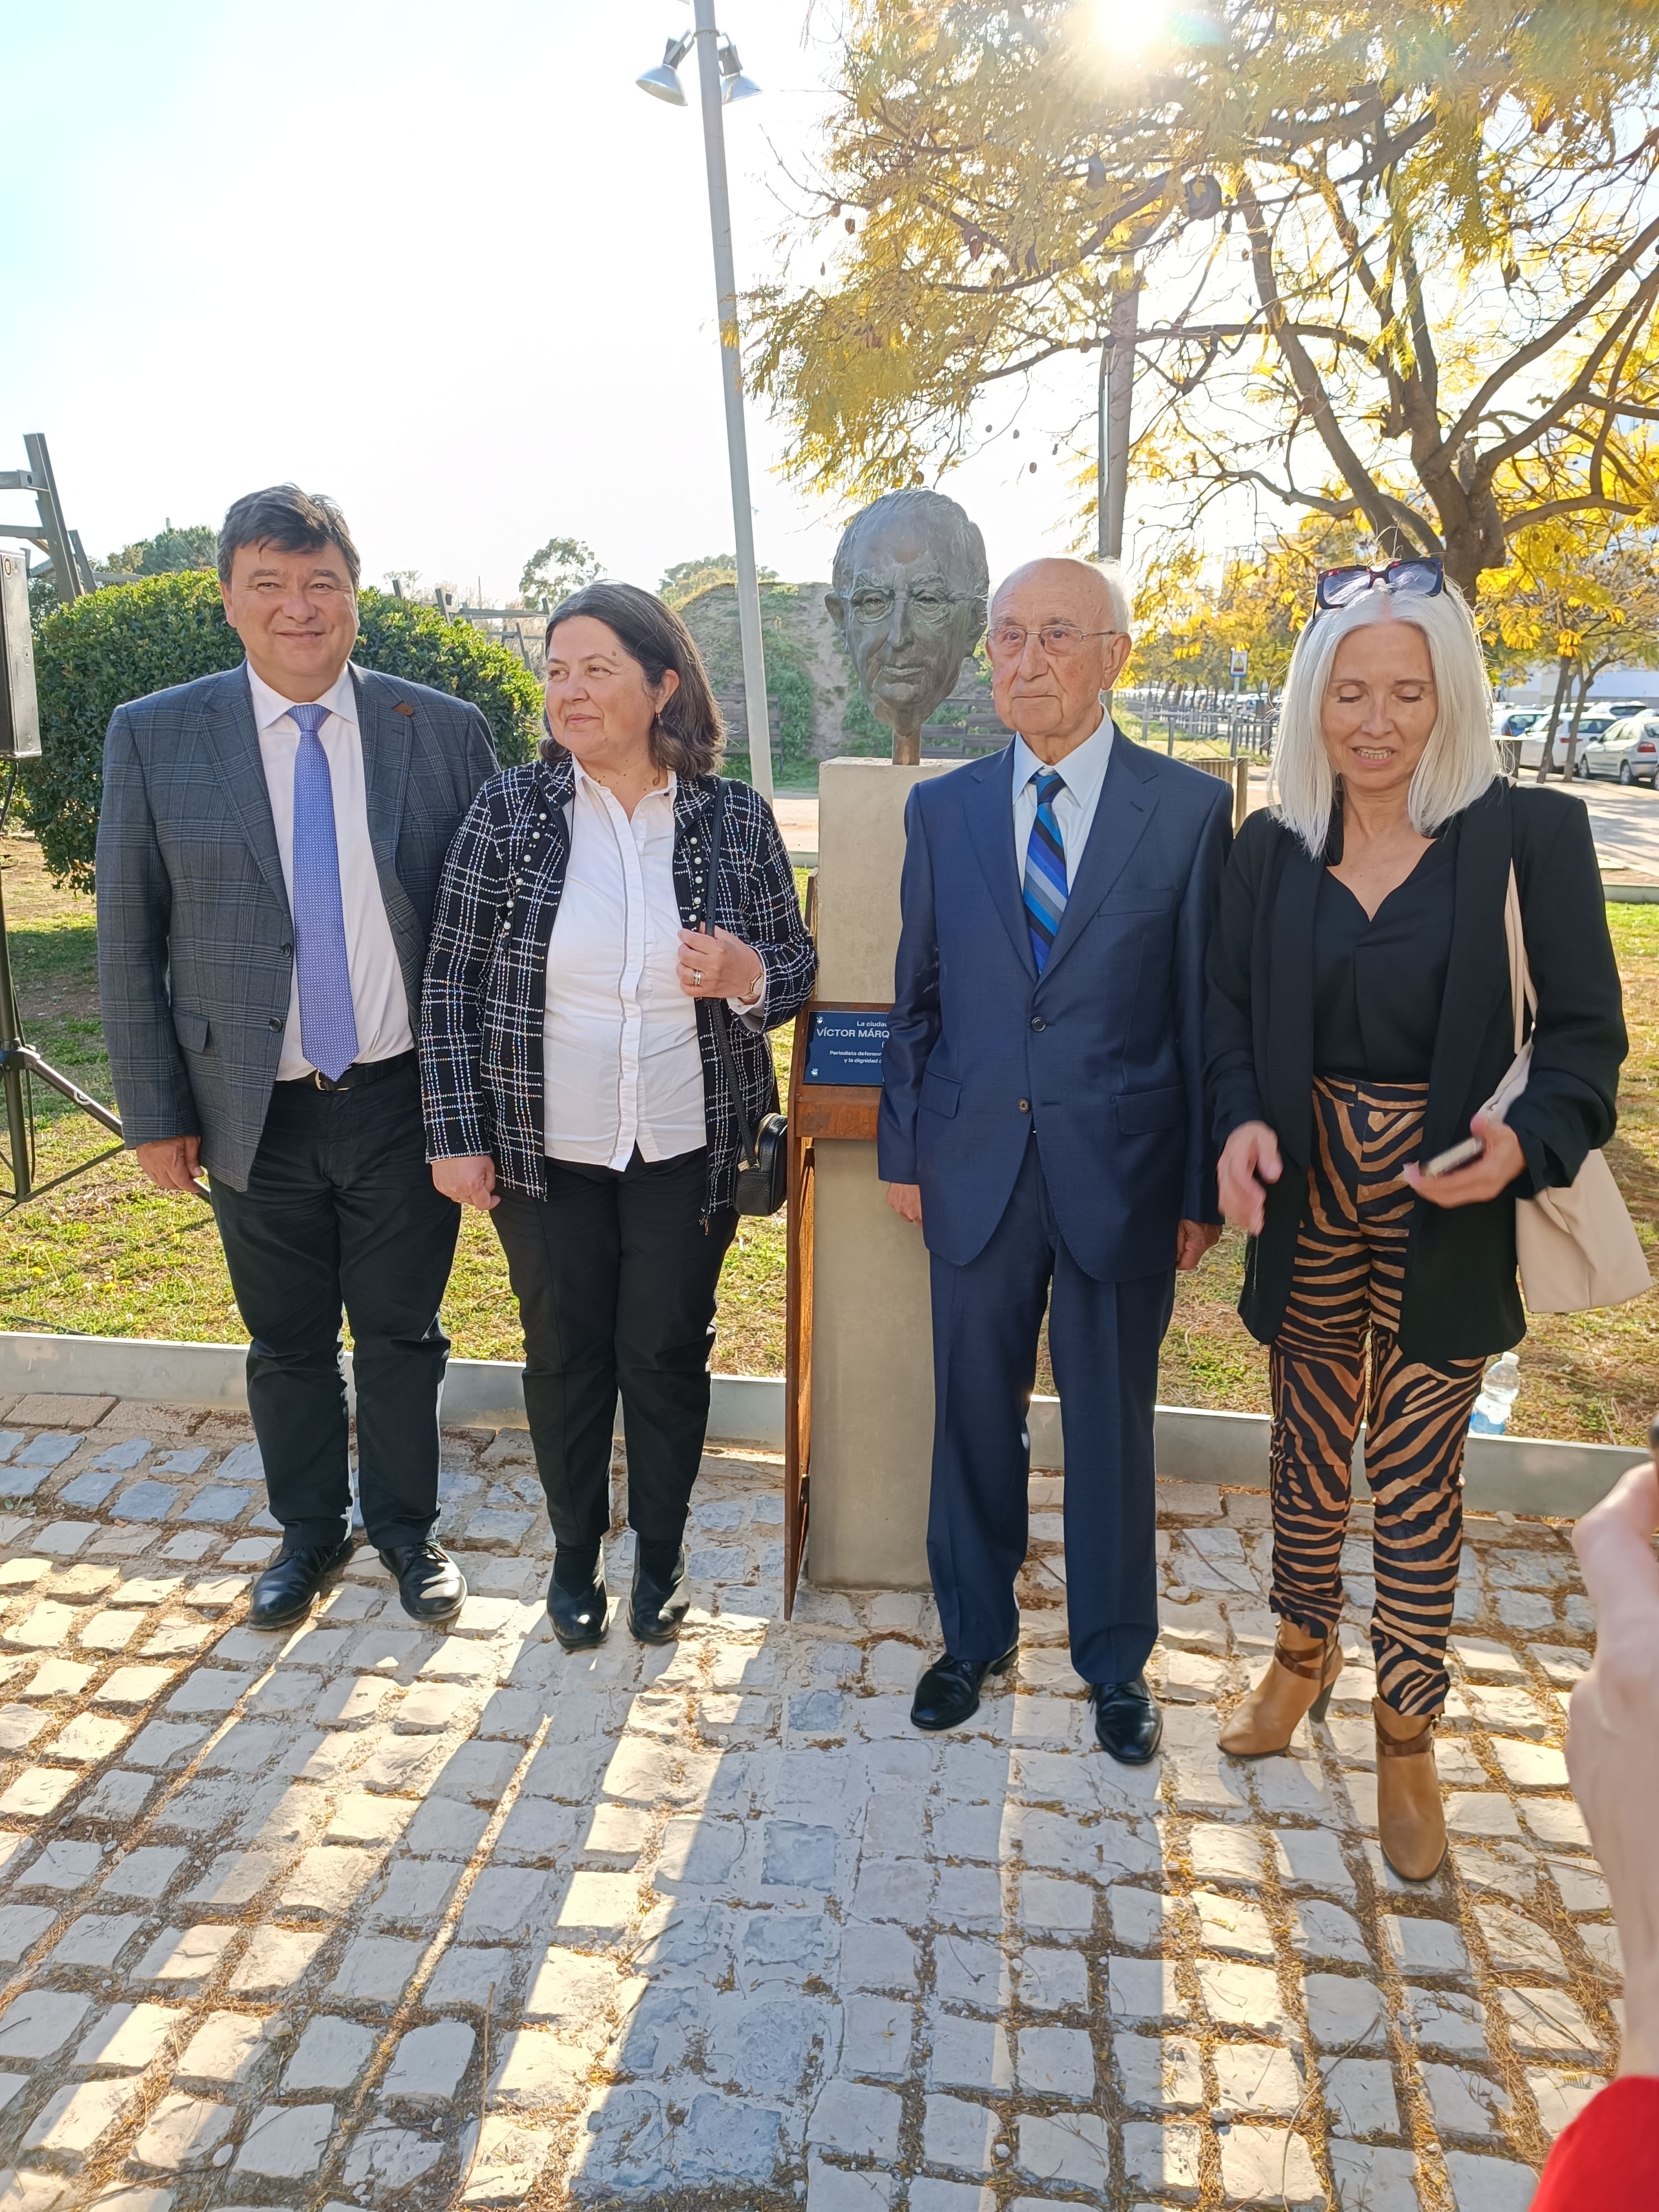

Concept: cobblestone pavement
[[0, 1391, 1620, 2211]]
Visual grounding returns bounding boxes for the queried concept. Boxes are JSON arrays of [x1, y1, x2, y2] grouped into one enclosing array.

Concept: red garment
[[1532, 2075, 1659, 2211]]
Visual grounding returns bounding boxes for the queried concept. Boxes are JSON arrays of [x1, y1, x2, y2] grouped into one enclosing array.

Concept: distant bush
[[24, 572, 541, 891], [774, 662, 815, 761], [839, 685, 889, 754]]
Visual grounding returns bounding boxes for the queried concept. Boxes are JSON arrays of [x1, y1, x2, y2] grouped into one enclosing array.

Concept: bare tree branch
[[1433, 214, 1659, 468]]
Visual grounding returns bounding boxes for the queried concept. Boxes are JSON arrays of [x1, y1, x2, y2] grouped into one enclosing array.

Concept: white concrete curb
[[0, 1330, 1642, 1519]]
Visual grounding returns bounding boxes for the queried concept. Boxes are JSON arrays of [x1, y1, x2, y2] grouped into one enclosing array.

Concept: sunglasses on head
[[1315, 556, 1445, 612]]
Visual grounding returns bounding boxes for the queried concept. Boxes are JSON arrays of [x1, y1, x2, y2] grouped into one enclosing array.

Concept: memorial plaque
[[802, 1009, 890, 1087]]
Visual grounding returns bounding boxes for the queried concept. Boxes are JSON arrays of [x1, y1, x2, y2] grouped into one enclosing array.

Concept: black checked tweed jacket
[[95, 664, 498, 1190], [420, 750, 817, 1217]]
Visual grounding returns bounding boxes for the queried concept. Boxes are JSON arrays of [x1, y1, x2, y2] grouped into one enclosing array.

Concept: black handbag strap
[[701, 779, 761, 1170]]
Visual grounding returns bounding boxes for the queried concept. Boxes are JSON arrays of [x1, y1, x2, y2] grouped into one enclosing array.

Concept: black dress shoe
[[910, 1645, 1018, 1732], [378, 1541, 466, 1625], [629, 1548, 690, 1644], [547, 1559, 609, 1650], [248, 1538, 355, 1630], [1089, 1673, 1163, 1765]]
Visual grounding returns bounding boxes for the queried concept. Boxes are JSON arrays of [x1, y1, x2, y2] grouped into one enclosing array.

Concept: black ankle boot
[[629, 1543, 689, 1644], [546, 1546, 608, 1651]]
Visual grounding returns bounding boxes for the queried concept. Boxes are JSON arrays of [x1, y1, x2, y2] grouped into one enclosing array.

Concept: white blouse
[[542, 766, 761, 1169]]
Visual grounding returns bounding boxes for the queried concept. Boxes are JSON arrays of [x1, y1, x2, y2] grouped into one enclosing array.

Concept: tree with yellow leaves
[[1129, 517, 1363, 695], [752, 2, 1659, 594], [1481, 520, 1659, 775]]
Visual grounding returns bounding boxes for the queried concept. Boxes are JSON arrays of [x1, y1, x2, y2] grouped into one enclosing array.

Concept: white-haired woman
[[1205, 558, 1626, 1880]]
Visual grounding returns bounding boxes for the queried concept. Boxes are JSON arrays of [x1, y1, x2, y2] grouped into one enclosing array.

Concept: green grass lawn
[[1, 832, 1654, 1443]]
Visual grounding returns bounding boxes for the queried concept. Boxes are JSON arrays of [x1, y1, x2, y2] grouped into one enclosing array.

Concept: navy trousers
[[927, 1137, 1173, 1685]]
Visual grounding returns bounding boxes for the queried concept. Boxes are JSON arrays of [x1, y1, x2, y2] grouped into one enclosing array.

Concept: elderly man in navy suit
[[880, 557, 1230, 1760]]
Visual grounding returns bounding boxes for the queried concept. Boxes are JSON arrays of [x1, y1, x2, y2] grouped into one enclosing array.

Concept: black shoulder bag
[[703, 779, 789, 1217]]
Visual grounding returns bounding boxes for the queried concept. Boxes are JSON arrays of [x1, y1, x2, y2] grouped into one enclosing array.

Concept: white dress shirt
[[1011, 706, 1114, 885], [544, 766, 764, 1170], [248, 665, 412, 1082]]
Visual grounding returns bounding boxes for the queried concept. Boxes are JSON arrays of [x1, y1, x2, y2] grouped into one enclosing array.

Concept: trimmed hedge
[[24, 572, 542, 891]]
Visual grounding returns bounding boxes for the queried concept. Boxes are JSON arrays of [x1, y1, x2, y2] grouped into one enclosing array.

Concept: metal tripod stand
[[0, 773, 125, 1212], [0, 439, 130, 1208]]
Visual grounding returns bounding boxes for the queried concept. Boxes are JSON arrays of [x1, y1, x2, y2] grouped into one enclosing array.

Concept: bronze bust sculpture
[[825, 489, 989, 766]]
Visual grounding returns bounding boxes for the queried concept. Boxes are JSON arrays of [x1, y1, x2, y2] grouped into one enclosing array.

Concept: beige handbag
[[1484, 865, 1651, 1313]]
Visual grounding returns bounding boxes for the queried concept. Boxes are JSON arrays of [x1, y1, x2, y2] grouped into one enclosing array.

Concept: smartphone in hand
[[1422, 1135, 1485, 1178]]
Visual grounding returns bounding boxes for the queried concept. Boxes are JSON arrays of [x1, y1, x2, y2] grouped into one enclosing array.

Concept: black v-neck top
[[1312, 819, 1458, 1079]]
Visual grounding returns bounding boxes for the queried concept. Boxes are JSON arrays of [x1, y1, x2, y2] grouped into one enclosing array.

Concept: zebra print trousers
[[1269, 1077, 1486, 1715]]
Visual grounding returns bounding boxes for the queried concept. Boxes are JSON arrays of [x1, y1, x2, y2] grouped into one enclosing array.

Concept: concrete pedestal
[[805, 758, 953, 1589]]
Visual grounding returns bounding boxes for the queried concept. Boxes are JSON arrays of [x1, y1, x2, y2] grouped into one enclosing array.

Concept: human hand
[[135, 1136, 206, 1198], [1568, 1441, 1659, 2078], [1404, 1111, 1526, 1208], [886, 1182, 923, 1228], [1217, 1121, 1281, 1235], [431, 1155, 499, 1211], [678, 927, 764, 1002], [1176, 1219, 1222, 1272]]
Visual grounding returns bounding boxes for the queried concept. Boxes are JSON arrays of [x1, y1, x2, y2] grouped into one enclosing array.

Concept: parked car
[[1517, 712, 1618, 771], [1493, 706, 1544, 740], [1578, 713, 1659, 786], [1592, 700, 1652, 721]]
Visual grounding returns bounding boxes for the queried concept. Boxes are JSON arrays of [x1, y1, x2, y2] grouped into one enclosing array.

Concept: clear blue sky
[[0, 1, 1098, 601]]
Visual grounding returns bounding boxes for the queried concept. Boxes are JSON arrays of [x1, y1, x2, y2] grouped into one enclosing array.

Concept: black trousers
[[928, 1136, 1172, 1685], [211, 1057, 460, 1554], [491, 1147, 738, 1551]]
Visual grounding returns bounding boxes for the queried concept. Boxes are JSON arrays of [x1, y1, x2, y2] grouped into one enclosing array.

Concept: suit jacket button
[[269, 1016, 283, 1031], [280, 943, 293, 957], [1030, 1015, 1046, 1031], [1018, 1099, 1030, 1113]]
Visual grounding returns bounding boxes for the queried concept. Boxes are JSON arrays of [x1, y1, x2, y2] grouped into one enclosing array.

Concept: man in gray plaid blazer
[[96, 486, 496, 1631]]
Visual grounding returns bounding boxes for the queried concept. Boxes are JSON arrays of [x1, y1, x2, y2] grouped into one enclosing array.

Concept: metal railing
[[1118, 687, 1277, 758]]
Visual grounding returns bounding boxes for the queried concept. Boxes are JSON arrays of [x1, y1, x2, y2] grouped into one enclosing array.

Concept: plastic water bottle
[[1469, 1352, 1521, 1435]]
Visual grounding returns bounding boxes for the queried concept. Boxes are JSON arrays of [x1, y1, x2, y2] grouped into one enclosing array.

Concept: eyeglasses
[[988, 622, 1122, 659], [1314, 557, 1444, 611], [846, 586, 968, 622]]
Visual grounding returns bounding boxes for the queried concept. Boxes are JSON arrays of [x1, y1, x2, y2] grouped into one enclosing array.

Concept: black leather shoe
[[547, 1559, 609, 1650], [1089, 1673, 1164, 1764], [378, 1541, 466, 1625], [629, 1548, 690, 1644], [910, 1645, 1018, 1732], [248, 1538, 355, 1630]]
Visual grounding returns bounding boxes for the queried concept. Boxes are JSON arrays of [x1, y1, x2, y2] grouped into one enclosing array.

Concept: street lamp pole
[[688, 0, 774, 801], [1098, 279, 1141, 564], [1091, 174, 1223, 564]]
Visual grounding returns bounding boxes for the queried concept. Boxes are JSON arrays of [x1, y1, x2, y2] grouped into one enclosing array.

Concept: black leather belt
[[283, 1050, 416, 1093]]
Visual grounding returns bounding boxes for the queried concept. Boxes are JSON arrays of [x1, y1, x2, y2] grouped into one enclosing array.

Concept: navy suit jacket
[[878, 730, 1232, 1278]]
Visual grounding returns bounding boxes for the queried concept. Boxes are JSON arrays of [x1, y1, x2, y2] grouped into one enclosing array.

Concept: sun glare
[[1094, 0, 1172, 58]]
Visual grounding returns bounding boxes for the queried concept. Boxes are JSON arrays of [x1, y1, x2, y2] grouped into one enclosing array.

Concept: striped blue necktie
[[290, 702, 360, 1082], [1022, 767, 1068, 972]]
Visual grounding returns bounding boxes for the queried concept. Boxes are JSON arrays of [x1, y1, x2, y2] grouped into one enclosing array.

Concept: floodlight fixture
[[718, 39, 762, 102], [637, 35, 692, 105]]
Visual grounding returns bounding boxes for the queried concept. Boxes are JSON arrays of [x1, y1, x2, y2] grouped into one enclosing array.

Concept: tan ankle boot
[[1375, 1698, 1447, 1881], [1219, 1628, 1343, 1758]]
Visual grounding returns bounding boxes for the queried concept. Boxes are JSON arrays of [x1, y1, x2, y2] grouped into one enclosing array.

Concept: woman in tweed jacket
[[420, 582, 816, 1648]]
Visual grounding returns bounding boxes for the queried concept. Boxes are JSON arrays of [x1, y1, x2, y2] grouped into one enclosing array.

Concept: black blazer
[[1205, 781, 1627, 1361]]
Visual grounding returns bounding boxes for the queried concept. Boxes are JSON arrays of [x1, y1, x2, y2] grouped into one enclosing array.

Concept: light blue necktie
[[289, 703, 359, 1082], [1022, 768, 1068, 973]]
